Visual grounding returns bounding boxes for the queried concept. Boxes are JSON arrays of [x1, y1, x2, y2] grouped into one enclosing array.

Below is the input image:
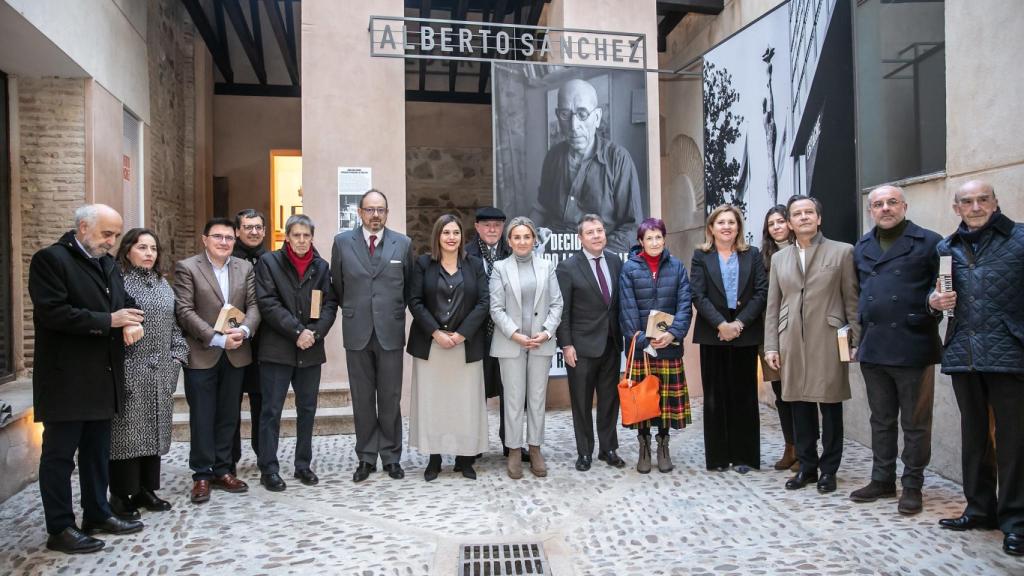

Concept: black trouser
[[860, 363, 934, 489], [566, 343, 620, 457], [109, 455, 161, 498], [39, 419, 112, 534], [700, 344, 760, 469], [346, 332, 404, 466], [791, 401, 843, 475], [183, 354, 244, 481], [232, 360, 262, 468], [771, 381, 795, 445], [951, 372, 1024, 533], [258, 362, 322, 475]]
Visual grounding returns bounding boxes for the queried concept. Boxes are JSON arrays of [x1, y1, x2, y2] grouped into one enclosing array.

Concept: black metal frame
[[657, 0, 723, 52], [0, 70, 14, 383]]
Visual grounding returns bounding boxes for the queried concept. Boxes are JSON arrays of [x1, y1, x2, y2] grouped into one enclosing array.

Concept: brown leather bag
[[618, 332, 662, 426]]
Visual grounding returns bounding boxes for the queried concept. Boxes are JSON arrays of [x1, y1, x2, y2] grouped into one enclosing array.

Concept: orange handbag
[[618, 332, 662, 426]]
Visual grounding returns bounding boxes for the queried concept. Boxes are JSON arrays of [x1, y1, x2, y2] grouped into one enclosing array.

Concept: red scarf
[[285, 243, 314, 279], [642, 251, 661, 278]]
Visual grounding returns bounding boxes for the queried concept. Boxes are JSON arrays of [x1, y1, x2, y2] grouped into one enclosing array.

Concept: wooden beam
[[262, 0, 300, 85], [249, 0, 265, 80], [182, 0, 234, 83], [215, 83, 300, 97], [658, 12, 685, 52], [448, 0, 469, 92], [478, 0, 507, 94], [657, 0, 723, 15], [284, 0, 297, 60], [526, 0, 545, 26], [223, 0, 268, 84]]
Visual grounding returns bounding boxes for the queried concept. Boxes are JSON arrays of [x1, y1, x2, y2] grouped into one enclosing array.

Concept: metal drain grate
[[458, 542, 549, 575]]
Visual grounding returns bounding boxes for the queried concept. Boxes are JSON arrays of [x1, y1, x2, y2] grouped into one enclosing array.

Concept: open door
[[270, 149, 302, 249]]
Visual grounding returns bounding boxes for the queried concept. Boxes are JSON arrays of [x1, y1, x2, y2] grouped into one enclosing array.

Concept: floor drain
[[458, 542, 549, 575]]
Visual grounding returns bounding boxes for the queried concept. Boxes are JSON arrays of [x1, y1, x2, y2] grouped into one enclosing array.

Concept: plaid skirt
[[627, 356, 691, 430]]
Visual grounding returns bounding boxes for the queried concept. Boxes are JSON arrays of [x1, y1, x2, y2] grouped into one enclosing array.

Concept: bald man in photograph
[[533, 78, 643, 253]]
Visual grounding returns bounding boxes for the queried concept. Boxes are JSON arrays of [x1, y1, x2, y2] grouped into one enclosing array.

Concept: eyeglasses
[[555, 107, 597, 122], [869, 198, 905, 210], [241, 224, 265, 232], [206, 234, 235, 243], [360, 207, 387, 216]]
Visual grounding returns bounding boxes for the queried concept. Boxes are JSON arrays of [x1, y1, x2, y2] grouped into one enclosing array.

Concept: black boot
[[455, 456, 477, 480], [133, 488, 172, 512], [424, 454, 442, 482], [109, 494, 140, 520]]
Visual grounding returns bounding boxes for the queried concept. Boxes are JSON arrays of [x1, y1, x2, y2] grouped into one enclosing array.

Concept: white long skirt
[[409, 342, 489, 455]]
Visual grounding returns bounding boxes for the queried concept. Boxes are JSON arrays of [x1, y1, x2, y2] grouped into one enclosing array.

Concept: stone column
[[302, 0, 407, 387]]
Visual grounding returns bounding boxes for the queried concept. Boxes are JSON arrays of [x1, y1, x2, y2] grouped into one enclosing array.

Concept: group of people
[[28, 180, 1023, 559]]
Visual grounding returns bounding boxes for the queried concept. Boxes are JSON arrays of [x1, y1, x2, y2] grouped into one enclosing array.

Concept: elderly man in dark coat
[[929, 180, 1024, 557], [850, 185, 941, 515], [28, 204, 145, 554]]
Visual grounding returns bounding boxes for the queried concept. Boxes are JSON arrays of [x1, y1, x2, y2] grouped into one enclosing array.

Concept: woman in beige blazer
[[764, 196, 860, 494], [489, 216, 563, 480]]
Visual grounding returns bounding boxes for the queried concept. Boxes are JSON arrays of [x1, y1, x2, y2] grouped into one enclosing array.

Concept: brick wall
[[18, 78, 87, 368], [147, 0, 196, 267]]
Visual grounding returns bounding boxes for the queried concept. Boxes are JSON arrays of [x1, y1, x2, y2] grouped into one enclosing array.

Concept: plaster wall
[[212, 95, 301, 222], [2, 0, 150, 122]]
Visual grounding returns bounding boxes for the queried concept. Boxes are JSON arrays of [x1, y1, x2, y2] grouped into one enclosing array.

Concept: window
[[123, 108, 143, 228], [854, 0, 946, 187]]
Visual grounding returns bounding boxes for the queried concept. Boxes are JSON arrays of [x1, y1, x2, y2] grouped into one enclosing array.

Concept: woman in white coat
[[489, 216, 563, 480]]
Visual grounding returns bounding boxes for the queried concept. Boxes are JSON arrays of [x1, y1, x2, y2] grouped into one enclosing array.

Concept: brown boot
[[637, 435, 652, 474], [656, 434, 673, 473], [507, 448, 523, 479], [774, 444, 797, 471], [528, 445, 547, 477]]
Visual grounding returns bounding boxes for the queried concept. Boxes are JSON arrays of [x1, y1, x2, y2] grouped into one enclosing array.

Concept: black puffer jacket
[[937, 212, 1024, 374]]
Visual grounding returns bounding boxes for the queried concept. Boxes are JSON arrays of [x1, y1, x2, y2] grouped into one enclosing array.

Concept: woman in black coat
[[690, 204, 768, 473], [407, 214, 491, 481]]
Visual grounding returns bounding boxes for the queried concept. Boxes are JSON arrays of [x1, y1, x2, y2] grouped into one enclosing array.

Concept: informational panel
[[337, 167, 372, 232]]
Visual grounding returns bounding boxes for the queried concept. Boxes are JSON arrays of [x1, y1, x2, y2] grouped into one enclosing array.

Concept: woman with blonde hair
[[690, 205, 768, 473]]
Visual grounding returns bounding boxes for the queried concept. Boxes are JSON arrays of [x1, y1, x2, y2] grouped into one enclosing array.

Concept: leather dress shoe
[[261, 473, 287, 492], [384, 463, 405, 479], [211, 473, 248, 493], [898, 488, 923, 515], [82, 515, 144, 535], [598, 450, 626, 468], [816, 473, 837, 493], [294, 469, 319, 486], [133, 489, 172, 511], [938, 515, 998, 531], [190, 480, 210, 504], [46, 526, 105, 554], [785, 470, 819, 490], [575, 455, 592, 472], [109, 494, 140, 520], [1005, 533, 1024, 556], [352, 461, 376, 483]]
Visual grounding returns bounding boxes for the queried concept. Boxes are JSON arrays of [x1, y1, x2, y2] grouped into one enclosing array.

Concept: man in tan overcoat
[[765, 195, 860, 494]]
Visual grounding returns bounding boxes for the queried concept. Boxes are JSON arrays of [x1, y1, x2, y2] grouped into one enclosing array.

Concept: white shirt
[[798, 246, 806, 272], [362, 227, 383, 251], [205, 252, 249, 347], [582, 248, 613, 297]]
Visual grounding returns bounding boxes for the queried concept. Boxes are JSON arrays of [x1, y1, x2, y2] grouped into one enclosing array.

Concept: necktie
[[369, 234, 377, 257], [594, 256, 610, 305]]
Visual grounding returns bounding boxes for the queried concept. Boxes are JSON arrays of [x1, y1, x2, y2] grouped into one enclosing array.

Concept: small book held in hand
[[646, 310, 676, 342], [214, 304, 245, 333], [837, 325, 852, 362]]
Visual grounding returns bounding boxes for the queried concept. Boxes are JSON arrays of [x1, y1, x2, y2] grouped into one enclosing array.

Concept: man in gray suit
[[331, 190, 415, 482], [556, 214, 625, 472]]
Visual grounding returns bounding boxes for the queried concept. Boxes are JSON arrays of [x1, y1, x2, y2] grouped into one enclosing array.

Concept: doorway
[[270, 149, 302, 249]]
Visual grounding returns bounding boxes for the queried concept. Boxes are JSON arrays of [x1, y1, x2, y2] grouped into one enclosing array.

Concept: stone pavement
[[1, 400, 1020, 575]]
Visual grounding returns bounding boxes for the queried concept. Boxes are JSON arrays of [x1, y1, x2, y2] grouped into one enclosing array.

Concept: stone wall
[[17, 78, 87, 367], [147, 0, 196, 266], [406, 147, 493, 256]]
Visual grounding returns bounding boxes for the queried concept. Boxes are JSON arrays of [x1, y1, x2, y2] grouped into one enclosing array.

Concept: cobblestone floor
[[1, 400, 1020, 575]]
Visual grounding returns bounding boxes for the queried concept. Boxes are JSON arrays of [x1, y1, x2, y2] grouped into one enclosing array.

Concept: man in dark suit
[[29, 204, 145, 554], [464, 206, 518, 456], [174, 217, 261, 504], [331, 189, 415, 482], [556, 214, 625, 471], [851, 185, 941, 515], [230, 208, 267, 475]]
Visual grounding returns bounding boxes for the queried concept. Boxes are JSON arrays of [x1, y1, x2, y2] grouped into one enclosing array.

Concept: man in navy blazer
[[556, 214, 625, 471], [331, 190, 415, 483], [850, 185, 941, 515]]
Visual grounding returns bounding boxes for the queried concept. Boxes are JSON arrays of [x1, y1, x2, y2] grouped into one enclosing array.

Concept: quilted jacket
[[618, 245, 692, 360], [936, 212, 1024, 374]]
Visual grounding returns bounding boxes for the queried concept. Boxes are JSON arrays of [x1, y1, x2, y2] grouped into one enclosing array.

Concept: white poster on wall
[[337, 167, 372, 232]]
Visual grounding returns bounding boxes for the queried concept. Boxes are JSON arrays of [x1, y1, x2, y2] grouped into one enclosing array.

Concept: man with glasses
[[331, 190, 415, 483], [929, 180, 1024, 556], [850, 185, 941, 515], [533, 78, 643, 253], [230, 209, 268, 475], [174, 217, 260, 504]]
